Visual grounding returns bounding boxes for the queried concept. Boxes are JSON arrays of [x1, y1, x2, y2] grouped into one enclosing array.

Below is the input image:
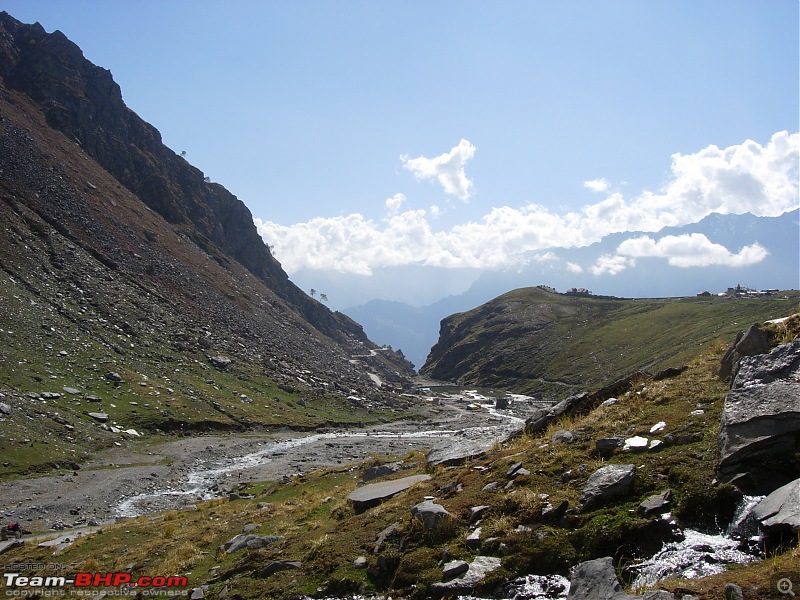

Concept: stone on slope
[[718, 323, 773, 382], [348, 474, 431, 513], [429, 556, 502, 595], [411, 500, 454, 530], [361, 462, 402, 483], [718, 341, 800, 491], [580, 464, 635, 510], [638, 489, 672, 517], [222, 534, 284, 554], [566, 557, 642, 600], [752, 477, 800, 534]]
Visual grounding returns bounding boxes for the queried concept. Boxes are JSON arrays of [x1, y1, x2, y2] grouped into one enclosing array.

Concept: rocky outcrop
[[752, 477, 800, 535], [718, 341, 800, 493], [580, 464, 635, 510], [566, 557, 641, 600], [718, 324, 774, 382], [411, 500, 455, 529]]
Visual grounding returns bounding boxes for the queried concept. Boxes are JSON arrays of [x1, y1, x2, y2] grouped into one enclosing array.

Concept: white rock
[[649, 421, 666, 433], [623, 436, 649, 451]]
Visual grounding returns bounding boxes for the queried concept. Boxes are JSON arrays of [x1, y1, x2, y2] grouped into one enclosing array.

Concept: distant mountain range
[[343, 210, 799, 369]]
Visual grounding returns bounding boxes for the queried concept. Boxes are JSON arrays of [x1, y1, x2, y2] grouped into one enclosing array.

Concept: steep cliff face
[[420, 286, 800, 398], [0, 10, 414, 436], [0, 12, 366, 344]]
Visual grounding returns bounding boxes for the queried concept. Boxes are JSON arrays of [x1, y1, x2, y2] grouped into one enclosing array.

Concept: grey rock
[[209, 355, 231, 369], [87, 412, 109, 423], [242, 523, 259, 533], [362, 462, 402, 483], [105, 372, 123, 382], [718, 341, 800, 490], [0, 403, 10, 415], [752, 477, 800, 533], [552, 430, 574, 444], [506, 462, 523, 476], [373, 521, 401, 555], [596, 437, 624, 457], [542, 500, 569, 521], [189, 589, 204, 600], [719, 324, 773, 382], [482, 482, 500, 492], [222, 534, 284, 554], [724, 583, 744, 600], [256, 502, 273, 510], [348, 474, 431, 513], [430, 556, 502, 594], [411, 500, 454, 530], [353, 556, 368, 569], [470, 505, 490, 524], [258, 560, 301, 577], [638, 489, 673, 517], [62, 387, 80, 395], [526, 392, 589, 434], [443, 559, 470, 579], [495, 396, 509, 409], [465, 527, 482, 549], [566, 556, 642, 599], [580, 464, 635, 510]]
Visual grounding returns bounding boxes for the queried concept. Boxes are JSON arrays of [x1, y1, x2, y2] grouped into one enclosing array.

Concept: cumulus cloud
[[401, 139, 476, 201], [256, 131, 798, 275], [591, 254, 636, 276], [566, 262, 584, 274], [616, 234, 769, 268], [584, 178, 610, 193], [385, 192, 406, 215]]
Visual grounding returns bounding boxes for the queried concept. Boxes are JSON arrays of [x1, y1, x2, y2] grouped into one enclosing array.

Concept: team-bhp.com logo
[[3, 572, 188, 596]]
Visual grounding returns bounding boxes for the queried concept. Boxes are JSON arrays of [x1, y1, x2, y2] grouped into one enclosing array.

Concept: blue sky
[[3, 1, 799, 289]]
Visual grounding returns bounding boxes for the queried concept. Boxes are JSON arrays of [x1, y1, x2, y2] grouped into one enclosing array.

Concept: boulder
[[0, 402, 10, 415], [411, 500, 454, 529], [429, 556, 502, 595], [580, 464, 635, 510], [718, 341, 800, 491], [752, 477, 800, 534], [348, 474, 431, 513], [525, 392, 589, 434], [638, 489, 672, 517], [208, 355, 231, 369], [361, 462, 402, 483], [87, 412, 109, 423], [566, 557, 642, 599], [595, 437, 624, 457], [442, 559, 470, 579], [222, 534, 284, 554], [718, 324, 773, 382]]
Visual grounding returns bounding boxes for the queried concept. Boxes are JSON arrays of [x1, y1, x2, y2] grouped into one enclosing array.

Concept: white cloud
[[584, 178, 610, 193], [591, 254, 635, 276], [256, 131, 798, 275], [566, 262, 584, 274], [385, 192, 406, 215], [401, 139, 476, 201], [615, 234, 769, 268]]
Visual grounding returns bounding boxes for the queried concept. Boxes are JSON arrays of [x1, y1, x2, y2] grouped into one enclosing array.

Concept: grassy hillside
[[421, 286, 800, 397], [6, 325, 799, 599]]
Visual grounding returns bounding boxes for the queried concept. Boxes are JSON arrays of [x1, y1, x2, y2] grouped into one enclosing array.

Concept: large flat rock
[[348, 474, 431, 513]]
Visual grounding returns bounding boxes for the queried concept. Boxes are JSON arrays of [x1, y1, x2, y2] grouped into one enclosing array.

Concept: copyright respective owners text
[[2, 567, 190, 597], [773, 572, 800, 598]]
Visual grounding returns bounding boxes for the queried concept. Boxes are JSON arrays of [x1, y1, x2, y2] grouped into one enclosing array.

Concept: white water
[[631, 495, 765, 591]]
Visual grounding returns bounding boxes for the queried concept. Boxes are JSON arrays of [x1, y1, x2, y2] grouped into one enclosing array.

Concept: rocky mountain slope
[[421, 285, 800, 397], [0, 12, 414, 476]]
